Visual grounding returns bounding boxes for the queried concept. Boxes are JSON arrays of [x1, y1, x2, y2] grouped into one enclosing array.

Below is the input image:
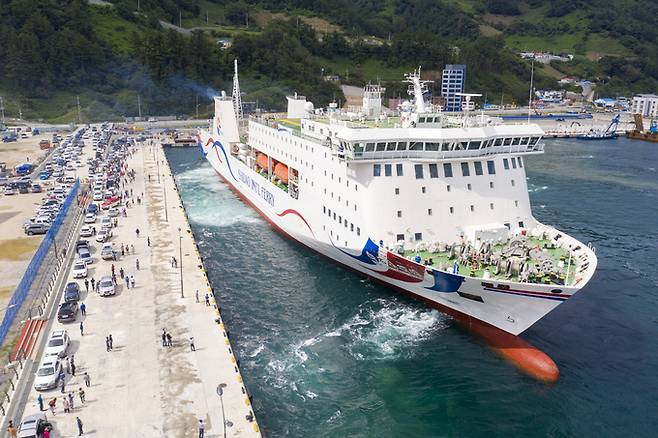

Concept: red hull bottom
[[204, 164, 559, 383]]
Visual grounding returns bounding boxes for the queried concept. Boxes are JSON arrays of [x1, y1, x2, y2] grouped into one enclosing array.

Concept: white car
[[100, 216, 112, 230], [93, 192, 103, 201], [107, 207, 119, 217], [98, 276, 115, 296], [80, 225, 93, 237], [95, 228, 112, 243], [84, 213, 96, 223], [45, 330, 69, 358], [72, 260, 88, 278], [34, 357, 62, 391]]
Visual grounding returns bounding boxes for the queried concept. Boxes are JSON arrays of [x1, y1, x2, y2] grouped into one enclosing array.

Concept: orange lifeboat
[[274, 163, 288, 183], [256, 153, 269, 170]]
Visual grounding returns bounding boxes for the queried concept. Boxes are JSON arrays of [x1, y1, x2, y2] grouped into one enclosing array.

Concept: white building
[[631, 94, 658, 117]]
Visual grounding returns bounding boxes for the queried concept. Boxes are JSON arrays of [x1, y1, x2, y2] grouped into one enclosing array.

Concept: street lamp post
[[163, 174, 168, 222], [216, 383, 228, 438], [178, 227, 184, 298]]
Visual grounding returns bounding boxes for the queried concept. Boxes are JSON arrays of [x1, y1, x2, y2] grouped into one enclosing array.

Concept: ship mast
[[232, 59, 243, 123], [404, 67, 432, 114]]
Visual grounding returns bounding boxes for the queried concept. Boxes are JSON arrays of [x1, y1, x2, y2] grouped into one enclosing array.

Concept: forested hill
[[0, 0, 657, 122]]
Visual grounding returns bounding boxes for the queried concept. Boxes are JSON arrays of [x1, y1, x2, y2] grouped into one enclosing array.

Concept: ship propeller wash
[[197, 64, 598, 382]]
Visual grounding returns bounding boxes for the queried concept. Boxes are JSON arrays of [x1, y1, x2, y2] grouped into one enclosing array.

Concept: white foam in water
[[175, 165, 261, 227]]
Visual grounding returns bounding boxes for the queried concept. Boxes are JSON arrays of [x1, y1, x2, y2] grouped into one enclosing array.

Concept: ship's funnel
[[213, 95, 240, 143], [287, 93, 311, 119]]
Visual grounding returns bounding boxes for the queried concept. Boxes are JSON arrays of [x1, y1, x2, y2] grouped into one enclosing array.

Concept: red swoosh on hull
[[276, 209, 314, 237]]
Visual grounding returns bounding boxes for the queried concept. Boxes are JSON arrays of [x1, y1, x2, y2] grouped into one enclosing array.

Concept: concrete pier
[[17, 138, 260, 437]]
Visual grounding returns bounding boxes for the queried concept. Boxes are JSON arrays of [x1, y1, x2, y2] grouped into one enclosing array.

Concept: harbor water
[[167, 138, 658, 437]]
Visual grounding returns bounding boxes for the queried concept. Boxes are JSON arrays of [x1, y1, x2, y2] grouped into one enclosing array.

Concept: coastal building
[[631, 94, 658, 117], [441, 64, 466, 112]]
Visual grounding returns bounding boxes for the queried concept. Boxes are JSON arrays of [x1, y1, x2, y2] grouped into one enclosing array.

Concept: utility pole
[[0, 96, 5, 124], [178, 227, 184, 298], [179, 10, 182, 28], [206, 10, 209, 24], [137, 0, 140, 11], [527, 61, 534, 124], [76, 95, 81, 124], [18, 101, 22, 120], [195, 95, 199, 119], [138, 95, 142, 119]]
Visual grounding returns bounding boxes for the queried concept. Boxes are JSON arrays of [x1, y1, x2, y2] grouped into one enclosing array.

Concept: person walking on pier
[[125, 275, 130, 289], [105, 336, 111, 352], [60, 377, 66, 394], [7, 420, 17, 438], [48, 398, 56, 416], [121, 244, 125, 256], [136, 259, 140, 270], [109, 334, 114, 349], [166, 333, 172, 347], [76, 417, 84, 436], [147, 236, 150, 247], [131, 244, 135, 254], [37, 393, 44, 411], [198, 419, 205, 438], [90, 277, 96, 291], [111, 264, 115, 276], [79, 388, 86, 404], [68, 392, 75, 411], [79, 321, 84, 336], [119, 267, 124, 279], [83, 373, 90, 387], [63, 397, 70, 414], [135, 228, 140, 238], [205, 294, 210, 306], [80, 302, 86, 316], [161, 330, 167, 347], [131, 275, 135, 288], [71, 361, 76, 376], [196, 290, 199, 303], [189, 337, 195, 352], [84, 279, 89, 292]]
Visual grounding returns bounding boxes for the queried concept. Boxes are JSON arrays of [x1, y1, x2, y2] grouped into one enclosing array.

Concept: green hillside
[[0, 0, 656, 122]]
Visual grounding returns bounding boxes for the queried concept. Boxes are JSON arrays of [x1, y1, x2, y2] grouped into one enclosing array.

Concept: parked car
[[33, 358, 61, 391], [64, 282, 81, 302], [57, 301, 78, 323], [97, 275, 115, 296], [77, 247, 92, 265], [18, 412, 52, 437], [31, 184, 42, 193], [87, 203, 99, 214], [100, 242, 115, 260], [95, 228, 112, 243], [4, 186, 17, 195], [71, 260, 88, 278], [100, 216, 112, 230], [84, 213, 96, 223], [107, 207, 119, 217], [24, 223, 49, 236], [44, 330, 69, 358], [80, 225, 93, 238]]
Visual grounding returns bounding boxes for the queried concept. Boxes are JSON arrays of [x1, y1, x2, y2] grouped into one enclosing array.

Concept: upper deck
[[249, 115, 545, 163]]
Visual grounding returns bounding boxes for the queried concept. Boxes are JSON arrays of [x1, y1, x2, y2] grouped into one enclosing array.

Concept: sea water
[[167, 138, 658, 437]]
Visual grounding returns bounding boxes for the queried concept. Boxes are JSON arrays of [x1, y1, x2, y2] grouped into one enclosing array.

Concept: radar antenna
[[232, 59, 243, 122], [403, 67, 433, 113], [455, 92, 482, 127]]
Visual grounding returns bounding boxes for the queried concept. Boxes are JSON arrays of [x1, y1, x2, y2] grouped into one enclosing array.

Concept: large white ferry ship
[[197, 64, 597, 379]]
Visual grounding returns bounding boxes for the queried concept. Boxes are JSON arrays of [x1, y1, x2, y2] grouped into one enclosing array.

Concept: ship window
[[345, 221, 348, 228], [333, 212, 336, 220], [429, 164, 439, 178], [396, 234, 405, 241], [395, 188, 400, 195], [443, 163, 453, 177], [425, 142, 440, 151], [396, 163, 404, 176], [396, 142, 408, 151], [419, 117, 426, 123], [517, 157, 523, 168], [519, 221, 525, 228], [490, 203, 494, 210], [414, 232, 423, 241], [474, 161, 483, 175], [327, 208, 331, 216], [428, 208, 432, 215], [512, 137, 521, 146], [422, 186, 426, 193], [461, 162, 470, 176], [449, 206, 454, 214], [470, 205, 475, 212], [467, 141, 481, 150], [530, 137, 540, 145], [323, 206, 326, 214], [354, 143, 364, 156], [504, 223, 510, 229], [339, 215, 342, 223], [503, 158, 509, 170], [376, 142, 386, 152], [487, 160, 496, 174], [350, 223, 354, 231], [511, 158, 517, 168], [515, 200, 519, 207], [409, 142, 423, 151], [357, 227, 360, 236], [494, 138, 503, 146], [490, 181, 494, 188], [384, 164, 392, 176], [414, 164, 424, 179], [397, 210, 402, 218], [467, 183, 472, 190], [365, 143, 375, 152], [373, 164, 381, 176], [447, 185, 451, 192], [503, 138, 512, 146], [511, 179, 515, 187], [386, 142, 397, 151]]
